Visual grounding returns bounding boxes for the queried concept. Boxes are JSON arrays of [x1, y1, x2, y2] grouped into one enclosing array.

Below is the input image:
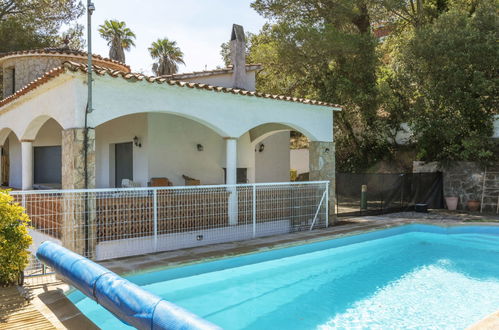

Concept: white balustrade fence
[[11, 181, 329, 277]]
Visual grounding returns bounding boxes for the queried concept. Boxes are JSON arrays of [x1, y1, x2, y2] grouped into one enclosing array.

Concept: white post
[[252, 184, 256, 238], [325, 183, 329, 228], [153, 189, 158, 251], [480, 168, 487, 213], [21, 140, 33, 190], [225, 138, 238, 225]]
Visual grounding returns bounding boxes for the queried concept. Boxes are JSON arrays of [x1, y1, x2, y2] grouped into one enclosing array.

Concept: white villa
[[0, 26, 340, 208]]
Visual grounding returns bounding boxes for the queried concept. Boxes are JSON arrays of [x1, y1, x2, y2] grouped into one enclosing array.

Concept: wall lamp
[[133, 136, 142, 148], [258, 143, 265, 152], [197, 144, 204, 151]]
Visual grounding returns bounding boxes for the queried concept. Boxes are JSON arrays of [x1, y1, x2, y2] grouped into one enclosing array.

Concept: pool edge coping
[[29, 218, 499, 329], [98, 220, 499, 279]]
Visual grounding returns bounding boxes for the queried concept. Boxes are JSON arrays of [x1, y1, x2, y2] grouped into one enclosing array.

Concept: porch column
[[61, 128, 96, 257], [309, 141, 336, 225], [61, 128, 95, 189], [21, 140, 33, 190], [225, 137, 238, 225]]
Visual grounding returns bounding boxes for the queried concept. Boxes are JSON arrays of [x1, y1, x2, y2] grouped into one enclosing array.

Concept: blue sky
[[79, 0, 266, 74]]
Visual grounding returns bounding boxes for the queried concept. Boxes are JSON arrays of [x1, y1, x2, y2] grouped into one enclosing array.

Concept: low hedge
[[0, 190, 32, 285]]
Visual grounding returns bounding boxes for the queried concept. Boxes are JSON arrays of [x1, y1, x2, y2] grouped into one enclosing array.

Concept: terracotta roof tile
[[158, 64, 262, 80], [0, 61, 343, 110], [0, 48, 130, 72], [0, 66, 66, 108]]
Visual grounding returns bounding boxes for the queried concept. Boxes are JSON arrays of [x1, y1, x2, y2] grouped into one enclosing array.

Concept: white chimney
[[230, 24, 246, 90]]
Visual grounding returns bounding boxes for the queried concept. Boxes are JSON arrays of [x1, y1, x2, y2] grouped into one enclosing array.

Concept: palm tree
[[98, 20, 136, 63], [148, 38, 185, 76]]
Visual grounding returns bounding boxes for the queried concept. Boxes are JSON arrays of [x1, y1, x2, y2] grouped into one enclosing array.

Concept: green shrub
[[0, 190, 32, 285]]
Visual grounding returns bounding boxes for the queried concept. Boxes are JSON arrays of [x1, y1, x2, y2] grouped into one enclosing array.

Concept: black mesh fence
[[336, 172, 444, 217]]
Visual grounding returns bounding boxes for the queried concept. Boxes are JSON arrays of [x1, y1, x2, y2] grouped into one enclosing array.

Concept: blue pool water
[[69, 224, 499, 329]]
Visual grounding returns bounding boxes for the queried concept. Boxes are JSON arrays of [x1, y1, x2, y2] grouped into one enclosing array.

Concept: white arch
[[0, 128, 17, 145], [241, 121, 317, 143], [21, 115, 64, 141], [92, 111, 227, 137], [243, 122, 317, 143], [93, 110, 229, 137]]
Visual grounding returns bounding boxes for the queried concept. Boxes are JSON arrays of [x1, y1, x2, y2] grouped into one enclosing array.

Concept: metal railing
[[11, 181, 329, 277]]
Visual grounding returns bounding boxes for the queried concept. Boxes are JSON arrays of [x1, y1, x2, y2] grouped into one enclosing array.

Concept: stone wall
[[1, 55, 127, 97], [61, 128, 95, 189], [3, 56, 77, 97], [309, 141, 336, 223], [443, 162, 484, 207], [414, 161, 499, 212], [61, 128, 96, 257]]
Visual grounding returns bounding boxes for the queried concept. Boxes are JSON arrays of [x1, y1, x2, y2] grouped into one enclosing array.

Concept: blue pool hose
[[36, 241, 221, 330]]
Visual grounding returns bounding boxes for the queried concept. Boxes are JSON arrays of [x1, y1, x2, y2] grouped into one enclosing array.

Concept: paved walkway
[[0, 286, 55, 329]]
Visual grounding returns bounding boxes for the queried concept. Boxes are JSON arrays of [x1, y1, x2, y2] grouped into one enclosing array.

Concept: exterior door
[[223, 167, 248, 184], [1, 140, 9, 186], [34, 146, 61, 184], [115, 142, 133, 187]]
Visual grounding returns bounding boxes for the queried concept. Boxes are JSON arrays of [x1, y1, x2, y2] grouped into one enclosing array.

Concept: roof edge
[[158, 64, 263, 80], [0, 48, 130, 72], [0, 61, 344, 111]]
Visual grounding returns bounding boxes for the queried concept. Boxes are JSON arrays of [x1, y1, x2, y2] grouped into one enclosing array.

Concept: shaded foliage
[[249, 0, 386, 172], [0, 0, 83, 52], [240, 0, 498, 171], [396, 0, 498, 163], [0, 0, 84, 99]]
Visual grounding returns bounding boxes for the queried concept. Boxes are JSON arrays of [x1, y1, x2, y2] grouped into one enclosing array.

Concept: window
[[11, 68, 15, 95]]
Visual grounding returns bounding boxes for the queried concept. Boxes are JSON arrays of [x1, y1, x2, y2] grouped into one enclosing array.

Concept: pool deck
[[0, 286, 56, 329], [2, 210, 499, 329]]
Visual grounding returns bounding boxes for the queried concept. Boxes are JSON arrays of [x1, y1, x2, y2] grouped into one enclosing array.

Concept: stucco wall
[[255, 132, 290, 183], [290, 149, 309, 174], [148, 114, 257, 186], [94, 113, 262, 187], [33, 118, 62, 147], [2, 119, 62, 189], [0, 71, 336, 189], [8, 132, 21, 189], [89, 74, 334, 142], [95, 113, 149, 188], [4, 111, 292, 189], [0, 75, 86, 140], [181, 71, 257, 92], [238, 132, 256, 183], [0, 73, 334, 144], [147, 113, 224, 186]]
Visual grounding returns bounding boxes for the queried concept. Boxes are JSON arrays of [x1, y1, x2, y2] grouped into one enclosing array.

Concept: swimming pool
[[68, 224, 499, 329]]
